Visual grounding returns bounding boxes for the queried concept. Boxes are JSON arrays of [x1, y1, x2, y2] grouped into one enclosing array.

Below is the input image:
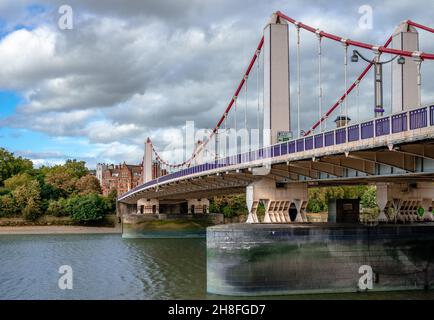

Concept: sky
[[0, 0, 433, 169]]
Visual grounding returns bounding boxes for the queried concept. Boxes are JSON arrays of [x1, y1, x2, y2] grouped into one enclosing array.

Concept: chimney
[[334, 115, 351, 128]]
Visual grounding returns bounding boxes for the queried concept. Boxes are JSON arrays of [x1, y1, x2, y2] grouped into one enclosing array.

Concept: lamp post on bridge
[[351, 50, 405, 118]]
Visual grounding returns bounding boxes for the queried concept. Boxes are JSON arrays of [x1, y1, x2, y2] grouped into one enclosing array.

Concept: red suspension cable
[[407, 20, 434, 34], [303, 36, 393, 136], [148, 37, 264, 168], [276, 11, 434, 60], [150, 12, 434, 166]]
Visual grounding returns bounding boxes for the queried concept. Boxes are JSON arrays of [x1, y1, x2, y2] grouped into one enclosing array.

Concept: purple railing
[[119, 105, 434, 200], [348, 125, 359, 142], [375, 117, 390, 136], [273, 145, 281, 157], [410, 107, 427, 129], [305, 136, 314, 150], [296, 139, 305, 152], [392, 113, 407, 133], [288, 141, 296, 153], [430, 105, 434, 126], [361, 121, 374, 139], [281, 142, 288, 155], [335, 128, 346, 144], [324, 131, 334, 146], [314, 134, 323, 148]]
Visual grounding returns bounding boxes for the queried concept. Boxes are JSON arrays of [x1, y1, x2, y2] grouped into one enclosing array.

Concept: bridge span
[[118, 12, 434, 224]]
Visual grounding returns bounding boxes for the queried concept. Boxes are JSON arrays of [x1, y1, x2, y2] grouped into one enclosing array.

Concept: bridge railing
[[119, 104, 434, 201]]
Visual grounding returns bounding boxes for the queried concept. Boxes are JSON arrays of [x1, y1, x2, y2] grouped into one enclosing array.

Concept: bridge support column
[[187, 198, 210, 214], [137, 198, 159, 214], [375, 182, 434, 222], [246, 178, 307, 223], [392, 21, 420, 112], [263, 13, 290, 146]]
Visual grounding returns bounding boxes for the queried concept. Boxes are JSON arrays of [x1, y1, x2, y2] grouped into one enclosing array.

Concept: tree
[[22, 197, 42, 221], [46, 198, 69, 217], [11, 180, 42, 221], [0, 148, 33, 186], [222, 206, 235, 218], [64, 159, 89, 179], [360, 186, 377, 209], [105, 189, 118, 213], [66, 194, 109, 223], [4, 173, 33, 191], [75, 175, 102, 195], [45, 168, 77, 196], [0, 195, 19, 217]]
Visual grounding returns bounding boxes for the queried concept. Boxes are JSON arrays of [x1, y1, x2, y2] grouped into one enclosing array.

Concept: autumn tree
[[75, 175, 102, 195], [12, 180, 42, 221], [4, 173, 33, 191], [45, 168, 77, 197], [0, 194, 19, 217]]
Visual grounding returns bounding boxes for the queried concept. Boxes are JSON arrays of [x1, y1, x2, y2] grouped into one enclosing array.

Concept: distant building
[[99, 161, 167, 196], [96, 163, 112, 185]]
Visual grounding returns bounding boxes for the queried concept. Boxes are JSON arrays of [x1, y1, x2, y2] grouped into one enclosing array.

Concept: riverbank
[[0, 224, 121, 235]]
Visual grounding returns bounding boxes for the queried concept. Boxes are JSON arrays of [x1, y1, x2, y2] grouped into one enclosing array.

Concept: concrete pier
[[207, 223, 434, 296]]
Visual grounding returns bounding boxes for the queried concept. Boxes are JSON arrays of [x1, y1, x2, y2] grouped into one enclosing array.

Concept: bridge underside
[[120, 140, 434, 205]]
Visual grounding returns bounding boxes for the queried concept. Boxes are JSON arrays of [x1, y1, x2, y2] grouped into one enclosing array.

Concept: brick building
[[99, 161, 167, 196]]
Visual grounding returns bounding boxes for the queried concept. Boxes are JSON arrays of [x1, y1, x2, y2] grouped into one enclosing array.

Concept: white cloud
[[0, 0, 434, 166]]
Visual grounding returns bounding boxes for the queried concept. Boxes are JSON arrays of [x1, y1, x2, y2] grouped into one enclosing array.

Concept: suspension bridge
[[117, 11, 434, 225]]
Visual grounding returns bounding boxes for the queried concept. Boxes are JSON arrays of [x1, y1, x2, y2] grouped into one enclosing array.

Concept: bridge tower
[[263, 12, 290, 146], [392, 21, 420, 112], [143, 137, 153, 183]]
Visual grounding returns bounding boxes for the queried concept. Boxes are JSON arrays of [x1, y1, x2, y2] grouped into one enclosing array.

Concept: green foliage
[[105, 189, 118, 214], [45, 168, 77, 197], [209, 201, 219, 213], [4, 173, 33, 191], [360, 186, 377, 209], [22, 197, 42, 221], [0, 148, 33, 186], [210, 194, 248, 217], [11, 180, 42, 221], [66, 194, 110, 223], [0, 148, 114, 223], [46, 198, 69, 217], [75, 175, 102, 195], [64, 159, 89, 179], [0, 187, 10, 196], [0, 195, 19, 217], [222, 206, 235, 218], [307, 185, 370, 212]]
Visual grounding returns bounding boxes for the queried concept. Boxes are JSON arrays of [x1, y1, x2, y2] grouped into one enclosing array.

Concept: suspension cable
[[303, 36, 393, 136], [356, 81, 360, 122], [257, 49, 260, 131], [276, 11, 434, 60], [224, 113, 227, 158], [316, 30, 323, 131], [234, 96, 237, 133], [342, 40, 348, 118], [296, 24, 301, 137], [244, 75, 248, 131]]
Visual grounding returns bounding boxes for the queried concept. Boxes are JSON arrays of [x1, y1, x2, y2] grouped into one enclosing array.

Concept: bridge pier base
[[376, 182, 434, 222], [137, 198, 159, 214], [246, 178, 307, 223], [187, 198, 210, 214], [116, 202, 137, 217]]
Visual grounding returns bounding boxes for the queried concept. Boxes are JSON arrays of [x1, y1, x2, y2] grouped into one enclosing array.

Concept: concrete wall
[[207, 223, 434, 296]]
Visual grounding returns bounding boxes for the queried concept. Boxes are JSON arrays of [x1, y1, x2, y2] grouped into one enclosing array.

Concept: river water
[[0, 234, 433, 300]]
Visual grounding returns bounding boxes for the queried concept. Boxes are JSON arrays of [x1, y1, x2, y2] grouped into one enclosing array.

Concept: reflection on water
[[0, 234, 433, 300]]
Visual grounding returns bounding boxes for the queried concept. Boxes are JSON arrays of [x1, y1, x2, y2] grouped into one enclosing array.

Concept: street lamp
[[351, 50, 405, 118]]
